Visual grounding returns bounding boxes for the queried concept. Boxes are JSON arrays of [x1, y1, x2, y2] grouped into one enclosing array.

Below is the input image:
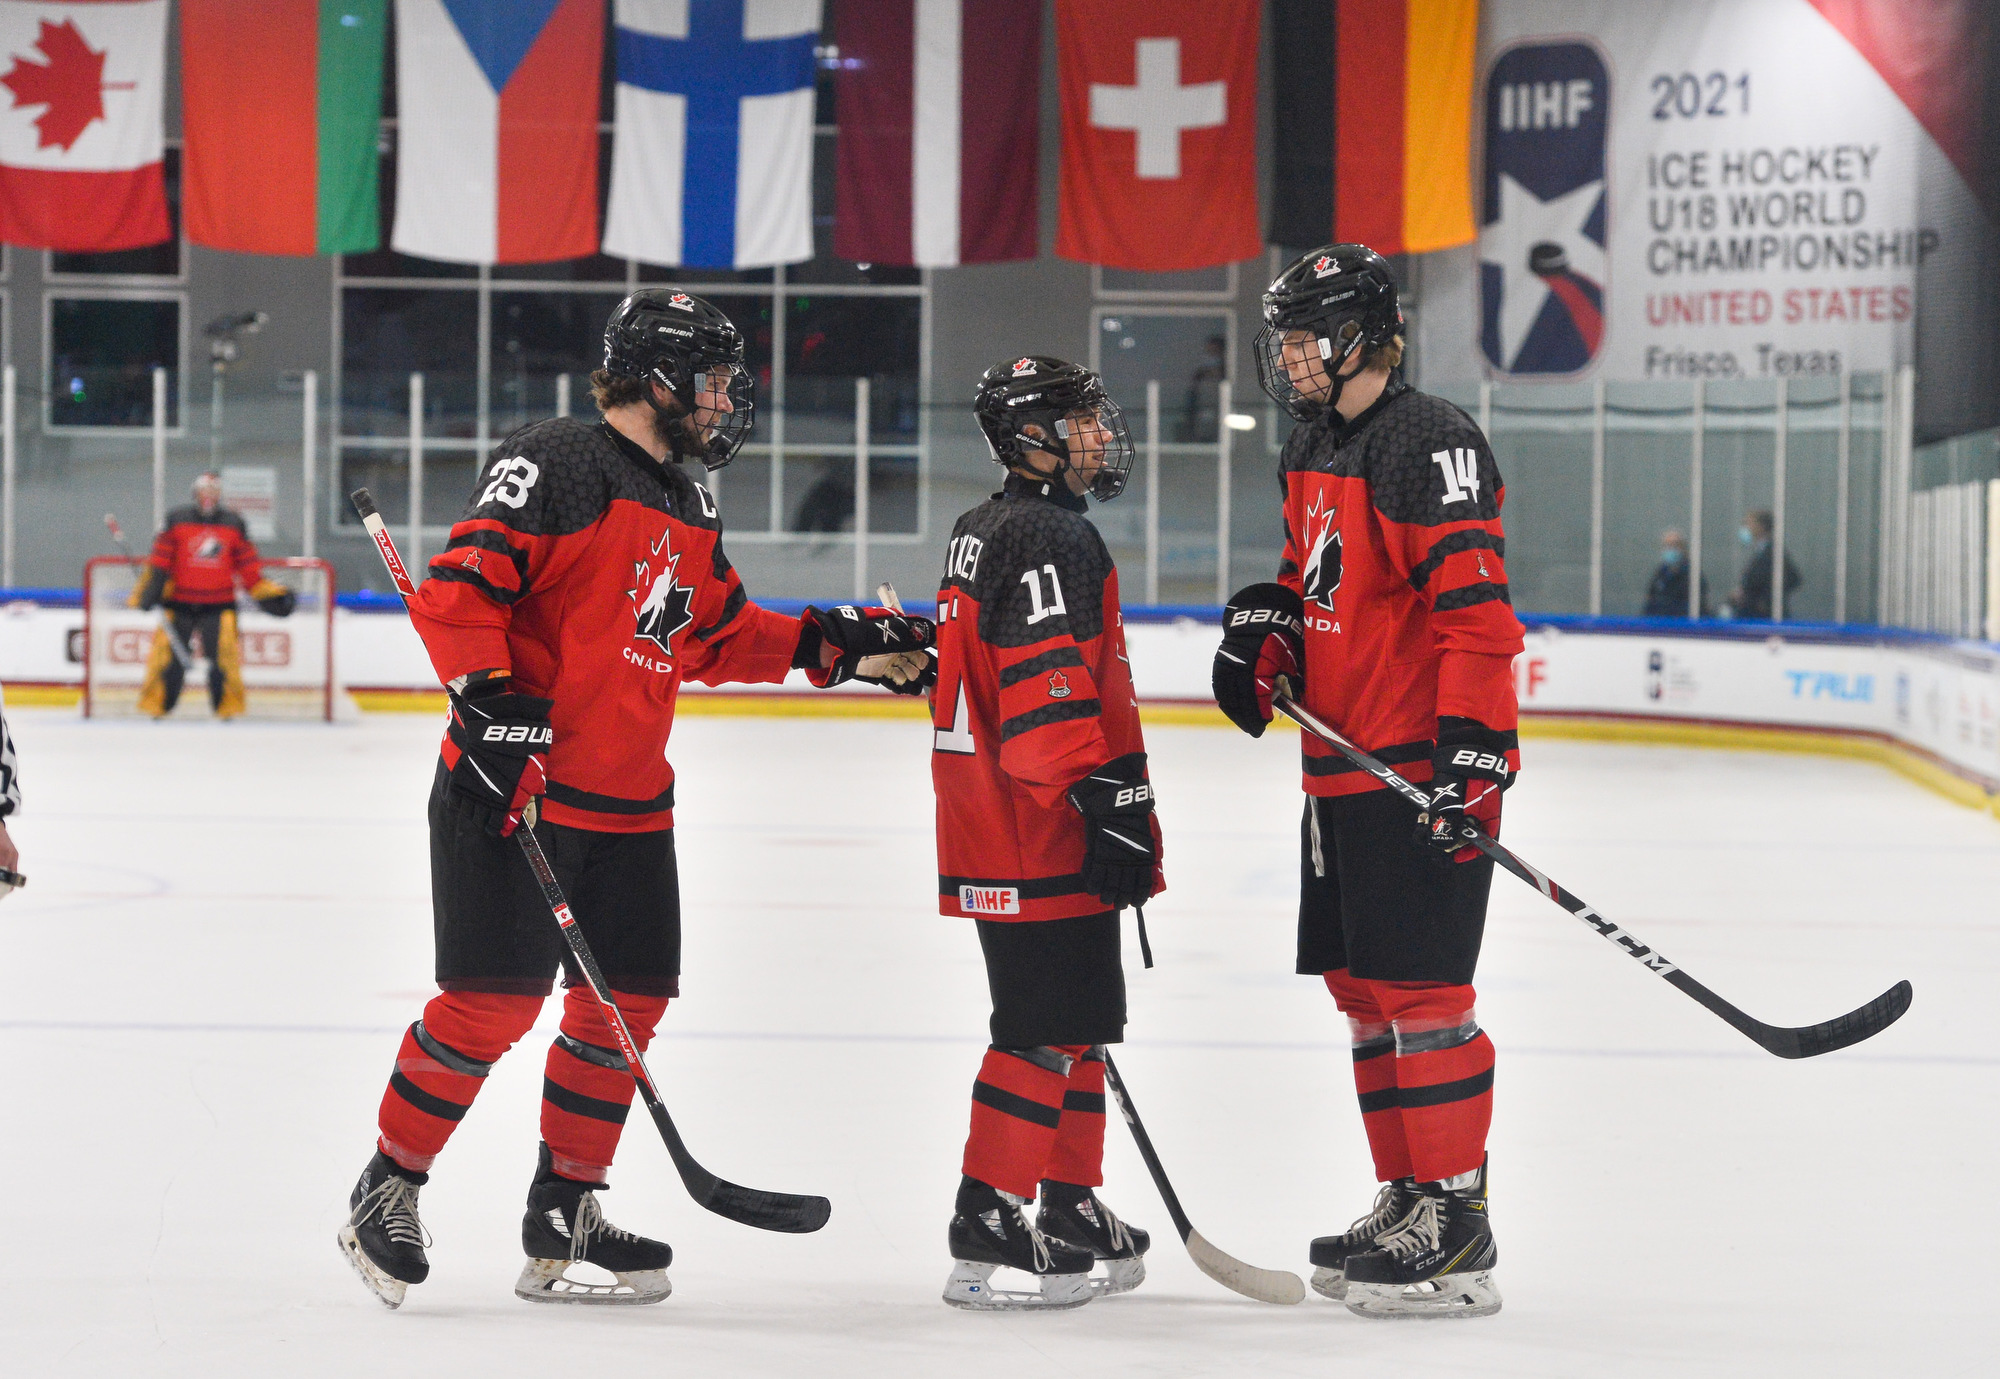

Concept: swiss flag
[[0, 1, 168, 252], [1055, 0, 1260, 271]]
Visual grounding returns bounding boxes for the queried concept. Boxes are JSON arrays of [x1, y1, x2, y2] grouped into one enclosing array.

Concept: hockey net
[[82, 557, 346, 721]]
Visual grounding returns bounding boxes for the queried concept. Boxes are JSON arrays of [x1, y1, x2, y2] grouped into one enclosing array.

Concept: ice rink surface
[[1, 706, 1993, 1378]]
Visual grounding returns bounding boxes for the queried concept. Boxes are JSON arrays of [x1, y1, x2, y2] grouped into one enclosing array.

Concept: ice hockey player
[[1214, 246, 1524, 1319], [932, 356, 1162, 1311], [337, 289, 934, 1310], [131, 472, 297, 719]]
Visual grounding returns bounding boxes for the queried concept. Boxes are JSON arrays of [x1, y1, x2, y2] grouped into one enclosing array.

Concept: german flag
[[1269, 0, 1480, 256]]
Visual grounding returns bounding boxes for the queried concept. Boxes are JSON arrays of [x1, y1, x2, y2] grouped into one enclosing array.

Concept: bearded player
[[932, 357, 1162, 1311], [1213, 246, 1524, 1319], [338, 289, 933, 1310]]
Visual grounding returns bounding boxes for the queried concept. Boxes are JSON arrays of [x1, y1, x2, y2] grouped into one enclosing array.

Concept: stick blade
[[1764, 979, 1913, 1059], [1184, 1228, 1305, 1305], [695, 1179, 831, 1234]]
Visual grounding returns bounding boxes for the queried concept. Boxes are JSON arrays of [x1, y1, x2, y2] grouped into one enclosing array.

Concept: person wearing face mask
[[1726, 510, 1801, 621], [1642, 528, 1710, 618]]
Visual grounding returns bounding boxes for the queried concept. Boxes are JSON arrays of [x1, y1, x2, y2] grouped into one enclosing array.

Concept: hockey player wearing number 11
[[931, 358, 1164, 1311], [1216, 245, 1526, 1320]]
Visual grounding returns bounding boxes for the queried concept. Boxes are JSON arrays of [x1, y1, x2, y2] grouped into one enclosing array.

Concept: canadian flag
[[0, 1, 168, 252], [1055, 0, 1260, 271]]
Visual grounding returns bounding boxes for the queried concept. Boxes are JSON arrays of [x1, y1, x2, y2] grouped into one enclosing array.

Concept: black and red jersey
[[146, 505, 263, 607], [931, 475, 1162, 922], [409, 417, 804, 834], [1277, 378, 1526, 797]]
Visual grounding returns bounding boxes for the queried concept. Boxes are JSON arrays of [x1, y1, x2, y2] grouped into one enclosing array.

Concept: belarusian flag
[[181, 0, 385, 256]]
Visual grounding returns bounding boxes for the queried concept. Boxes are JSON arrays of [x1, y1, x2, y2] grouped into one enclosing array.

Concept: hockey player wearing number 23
[[1218, 246, 1526, 1319], [932, 357, 1162, 1311], [337, 290, 935, 1311]]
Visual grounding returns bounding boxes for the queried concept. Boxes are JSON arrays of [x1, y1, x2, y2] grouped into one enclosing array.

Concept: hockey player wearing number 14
[[1216, 246, 1527, 1319], [931, 357, 1164, 1311]]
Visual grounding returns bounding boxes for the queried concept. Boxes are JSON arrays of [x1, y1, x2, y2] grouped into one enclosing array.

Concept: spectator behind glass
[[1726, 509, 1802, 621], [1642, 528, 1710, 618]]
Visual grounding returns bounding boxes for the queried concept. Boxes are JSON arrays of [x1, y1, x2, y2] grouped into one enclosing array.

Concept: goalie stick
[[1271, 690, 1913, 1059], [1103, 1053, 1305, 1305], [104, 513, 196, 671], [349, 488, 831, 1234]]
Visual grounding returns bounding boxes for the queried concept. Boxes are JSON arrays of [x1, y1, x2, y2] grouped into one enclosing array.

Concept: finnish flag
[[603, 0, 821, 269]]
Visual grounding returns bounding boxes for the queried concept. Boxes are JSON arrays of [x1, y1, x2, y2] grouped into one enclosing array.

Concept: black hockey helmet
[[973, 356, 1135, 503], [602, 289, 754, 469], [1254, 245, 1403, 422]]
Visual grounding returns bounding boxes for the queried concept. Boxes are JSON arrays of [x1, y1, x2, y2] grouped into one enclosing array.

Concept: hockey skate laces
[[569, 1193, 641, 1262], [1346, 1181, 1408, 1242], [356, 1175, 430, 1251], [1372, 1195, 1442, 1262]]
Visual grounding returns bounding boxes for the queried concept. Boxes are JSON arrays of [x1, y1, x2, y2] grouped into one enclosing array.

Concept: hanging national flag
[[1268, 0, 1479, 256], [390, 0, 602, 265], [181, 1, 385, 257], [831, 0, 1039, 268], [603, 0, 820, 270], [1055, 0, 1259, 272], [0, 0, 169, 252]]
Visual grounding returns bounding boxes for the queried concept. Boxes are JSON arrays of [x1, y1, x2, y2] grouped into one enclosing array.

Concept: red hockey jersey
[[1277, 379, 1525, 797], [146, 505, 263, 606], [932, 475, 1163, 922], [410, 418, 804, 833]]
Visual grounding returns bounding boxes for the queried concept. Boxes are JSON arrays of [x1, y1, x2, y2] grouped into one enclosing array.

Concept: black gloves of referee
[[1067, 752, 1159, 910]]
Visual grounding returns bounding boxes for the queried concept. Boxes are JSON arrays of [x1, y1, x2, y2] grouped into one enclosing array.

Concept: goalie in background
[[130, 472, 296, 719]]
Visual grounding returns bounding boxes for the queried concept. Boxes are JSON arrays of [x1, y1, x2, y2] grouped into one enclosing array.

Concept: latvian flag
[[831, 0, 1040, 268], [1269, 0, 1479, 256], [0, 0, 170, 252], [390, 0, 603, 265]]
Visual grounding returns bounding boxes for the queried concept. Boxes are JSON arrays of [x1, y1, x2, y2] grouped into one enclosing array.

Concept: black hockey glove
[[444, 680, 553, 838], [1213, 583, 1305, 737], [796, 604, 938, 690], [250, 578, 297, 618], [132, 566, 167, 612], [1416, 718, 1512, 864], [1067, 752, 1160, 911]]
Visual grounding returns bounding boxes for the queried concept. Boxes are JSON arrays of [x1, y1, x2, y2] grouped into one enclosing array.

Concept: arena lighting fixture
[[1223, 412, 1257, 430]]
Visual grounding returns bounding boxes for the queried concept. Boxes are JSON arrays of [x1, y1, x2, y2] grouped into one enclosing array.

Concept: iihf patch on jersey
[[1479, 41, 1607, 377], [960, 885, 1020, 915]]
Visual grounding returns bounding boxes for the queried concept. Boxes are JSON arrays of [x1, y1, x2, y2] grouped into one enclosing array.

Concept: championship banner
[[1464, 0, 1956, 382]]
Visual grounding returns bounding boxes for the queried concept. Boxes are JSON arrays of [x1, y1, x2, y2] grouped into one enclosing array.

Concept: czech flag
[[1268, 0, 1479, 256], [390, 0, 602, 265]]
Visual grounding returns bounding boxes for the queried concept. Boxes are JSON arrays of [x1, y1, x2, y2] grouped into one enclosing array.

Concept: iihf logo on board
[[1480, 41, 1609, 376]]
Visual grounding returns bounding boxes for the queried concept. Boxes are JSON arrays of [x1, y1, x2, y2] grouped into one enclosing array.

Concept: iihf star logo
[[629, 530, 695, 656], [1299, 492, 1342, 611]]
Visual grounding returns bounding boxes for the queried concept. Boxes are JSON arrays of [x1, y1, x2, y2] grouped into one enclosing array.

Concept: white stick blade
[[1185, 1228, 1306, 1305]]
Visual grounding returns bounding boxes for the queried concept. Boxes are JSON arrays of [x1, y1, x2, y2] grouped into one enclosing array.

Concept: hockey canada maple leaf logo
[[1047, 669, 1072, 699], [1313, 255, 1335, 277], [2, 19, 125, 152], [1299, 491, 1342, 610], [1011, 358, 1037, 377], [629, 530, 695, 657]]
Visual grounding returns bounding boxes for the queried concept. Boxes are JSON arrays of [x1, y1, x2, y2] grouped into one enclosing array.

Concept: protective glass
[[1055, 400, 1136, 502]]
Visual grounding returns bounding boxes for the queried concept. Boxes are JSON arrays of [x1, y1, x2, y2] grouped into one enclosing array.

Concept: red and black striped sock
[[538, 985, 670, 1183], [376, 990, 542, 1172], [1375, 982, 1494, 1184], [962, 1045, 1073, 1199], [1325, 970, 1414, 1181], [1043, 1045, 1107, 1187]]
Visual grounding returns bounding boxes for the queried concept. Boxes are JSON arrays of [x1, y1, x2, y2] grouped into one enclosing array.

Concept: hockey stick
[[349, 488, 831, 1234], [1271, 691, 1913, 1059], [105, 513, 196, 670], [1101, 1052, 1305, 1304]]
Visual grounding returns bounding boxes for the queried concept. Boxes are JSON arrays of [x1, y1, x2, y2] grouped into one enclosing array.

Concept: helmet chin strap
[[1317, 330, 1365, 413], [647, 371, 710, 465], [1015, 428, 1076, 490]]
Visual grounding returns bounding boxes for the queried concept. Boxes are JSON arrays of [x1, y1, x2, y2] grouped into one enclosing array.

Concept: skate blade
[[941, 1260, 1092, 1311], [514, 1258, 672, 1306], [1344, 1270, 1501, 1320], [337, 1226, 408, 1310], [1309, 1265, 1348, 1302], [1090, 1256, 1146, 1297]]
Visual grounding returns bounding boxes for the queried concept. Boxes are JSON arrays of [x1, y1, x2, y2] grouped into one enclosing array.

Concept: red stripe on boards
[[180, 0, 319, 255], [958, 0, 1038, 264], [1335, 0, 1407, 253], [832, 0, 916, 264], [0, 163, 169, 251], [495, 0, 602, 264]]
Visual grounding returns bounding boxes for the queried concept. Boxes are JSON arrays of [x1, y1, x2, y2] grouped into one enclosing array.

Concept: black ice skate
[[337, 1151, 430, 1309], [1037, 1179, 1150, 1297], [943, 1175, 1094, 1311], [515, 1144, 673, 1305], [1342, 1157, 1500, 1320], [1307, 1177, 1417, 1301]]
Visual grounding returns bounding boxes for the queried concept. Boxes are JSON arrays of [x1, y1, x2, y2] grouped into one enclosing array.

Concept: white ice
[[1, 708, 1992, 1377]]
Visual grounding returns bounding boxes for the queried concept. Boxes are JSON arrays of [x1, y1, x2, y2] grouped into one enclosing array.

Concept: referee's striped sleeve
[[0, 685, 19, 817]]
